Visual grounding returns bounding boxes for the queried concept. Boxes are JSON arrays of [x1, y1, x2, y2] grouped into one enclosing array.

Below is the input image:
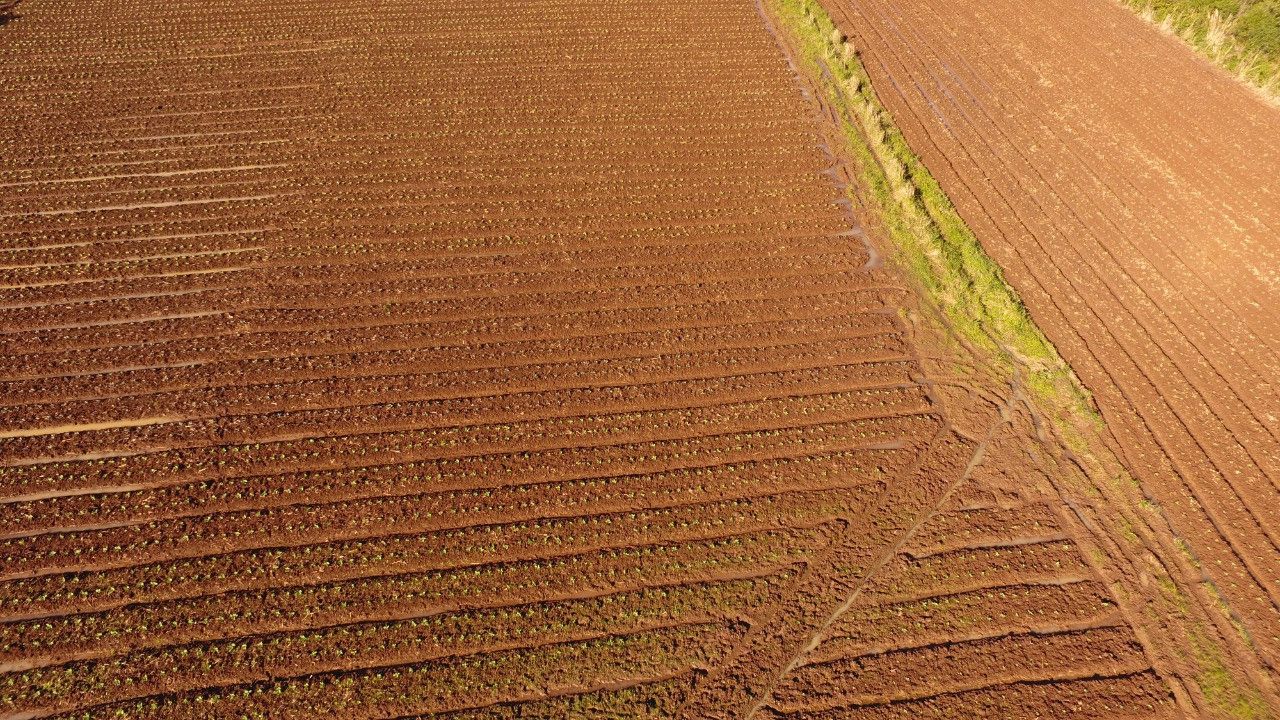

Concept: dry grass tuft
[[1205, 9, 1233, 50], [768, 0, 1102, 423], [1129, 1, 1280, 106]]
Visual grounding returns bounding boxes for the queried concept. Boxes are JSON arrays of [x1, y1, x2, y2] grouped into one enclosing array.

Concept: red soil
[[0, 0, 1209, 716], [822, 0, 1280, 699]]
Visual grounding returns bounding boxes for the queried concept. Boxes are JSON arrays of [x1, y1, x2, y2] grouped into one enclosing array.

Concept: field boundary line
[[774, 0, 1279, 715]]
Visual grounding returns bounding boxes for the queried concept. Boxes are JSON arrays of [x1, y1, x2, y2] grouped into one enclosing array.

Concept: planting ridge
[[0, 0, 1229, 716]]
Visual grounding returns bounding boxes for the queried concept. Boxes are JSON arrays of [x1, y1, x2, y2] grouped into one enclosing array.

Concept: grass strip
[[1124, 0, 1280, 103], [764, 0, 1099, 428], [765, 0, 1274, 715]]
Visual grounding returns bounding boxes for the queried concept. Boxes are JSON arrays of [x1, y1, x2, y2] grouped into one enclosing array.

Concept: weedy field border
[[764, 0, 1277, 715], [1125, 0, 1280, 106], [764, 0, 1098, 426]]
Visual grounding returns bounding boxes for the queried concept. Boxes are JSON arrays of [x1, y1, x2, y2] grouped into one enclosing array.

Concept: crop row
[[3, 573, 788, 715], [0, 478, 884, 580], [0, 335, 906, 429], [0, 221, 853, 311], [0, 246, 866, 316], [2, 171, 289, 217], [3, 130, 821, 193], [0, 500, 845, 621], [0, 232, 851, 294], [900, 501, 1066, 557], [776, 626, 1150, 712], [813, 580, 1122, 663], [0, 435, 916, 541], [0, 525, 832, 662], [860, 541, 1094, 605], [4, 143, 818, 197], [0, 274, 887, 365], [428, 675, 689, 719], [1, 363, 923, 469], [14, 74, 798, 122], [0, 388, 940, 499], [0, 197, 283, 242], [42, 622, 730, 720], [777, 672, 1173, 719], [3, 141, 816, 196], [0, 260, 882, 334], [0, 310, 901, 407], [1, 255, 873, 320], [1, 418, 936, 531], [0, 443, 901, 571], [3, 205, 842, 264], [1, 288, 895, 369], [0, 179, 839, 236], [3, 172, 824, 239], [0, 210, 838, 269]]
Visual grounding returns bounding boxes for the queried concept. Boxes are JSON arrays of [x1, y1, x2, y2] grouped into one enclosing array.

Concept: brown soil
[[821, 0, 1280, 706], [0, 0, 1232, 717]]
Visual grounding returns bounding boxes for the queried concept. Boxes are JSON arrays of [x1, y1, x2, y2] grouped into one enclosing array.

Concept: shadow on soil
[[0, 0, 21, 26]]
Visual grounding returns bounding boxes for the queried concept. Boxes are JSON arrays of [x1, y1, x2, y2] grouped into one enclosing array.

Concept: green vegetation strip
[[765, 0, 1098, 424], [1127, 0, 1280, 101], [766, 3, 1275, 714]]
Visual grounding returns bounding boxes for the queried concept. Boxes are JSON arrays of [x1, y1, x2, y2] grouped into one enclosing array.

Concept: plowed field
[[0, 0, 1206, 717], [821, 0, 1280, 697]]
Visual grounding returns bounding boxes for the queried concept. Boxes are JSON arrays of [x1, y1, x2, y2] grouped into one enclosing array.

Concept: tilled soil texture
[[821, 0, 1280, 693], [1, 0, 1178, 718]]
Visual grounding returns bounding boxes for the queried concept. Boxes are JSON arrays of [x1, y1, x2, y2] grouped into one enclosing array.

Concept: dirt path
[[821, 0, 1280, 690], [0, 0, 1193, 716]]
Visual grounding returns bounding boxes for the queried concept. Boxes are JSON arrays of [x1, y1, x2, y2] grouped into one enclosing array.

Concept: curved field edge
[[764, 0, 1275, 716], [1123, 0, 1280, 105], [765, 0, 1095, 422]]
